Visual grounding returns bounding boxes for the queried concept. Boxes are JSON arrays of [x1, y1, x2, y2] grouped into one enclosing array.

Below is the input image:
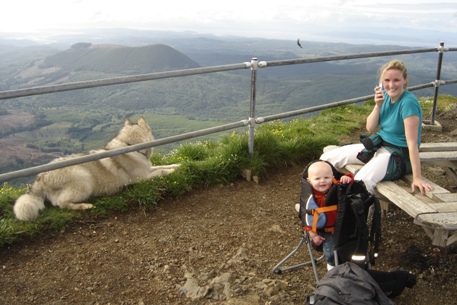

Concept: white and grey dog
[[14, 116, 180, 221]]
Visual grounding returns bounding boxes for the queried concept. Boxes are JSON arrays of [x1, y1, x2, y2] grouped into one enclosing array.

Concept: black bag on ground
[[306, 262, 396, 305], [367, 268, 416, 298], [306, 262, 417, 304]]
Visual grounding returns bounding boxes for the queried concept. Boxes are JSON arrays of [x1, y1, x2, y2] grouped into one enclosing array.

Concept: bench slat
[[428, 202, 457, 213], [433, 193, 457, 202], [375, 181, 436, 217], [416, 213, 457, 230], [420, 142, 457, 152], [419, 151, 457, 162]]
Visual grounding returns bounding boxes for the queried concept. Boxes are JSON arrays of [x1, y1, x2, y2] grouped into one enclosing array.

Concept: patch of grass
[[0, 183, 26, 219], [90, 195, 131, 217], [0, 95, 454, 248], [0, 218, 25, 247], [419, 94, 457, 115], [123, 178, 167, 212]]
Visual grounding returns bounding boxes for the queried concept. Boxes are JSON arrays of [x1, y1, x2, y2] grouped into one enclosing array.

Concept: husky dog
[[14, 116, 180, 221]]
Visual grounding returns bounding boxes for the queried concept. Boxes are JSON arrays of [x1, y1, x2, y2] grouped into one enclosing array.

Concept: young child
[[305, 161, 353, 271]]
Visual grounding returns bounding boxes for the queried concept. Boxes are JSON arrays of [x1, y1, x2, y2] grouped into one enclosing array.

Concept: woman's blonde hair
[[379, 59, 409, 89]]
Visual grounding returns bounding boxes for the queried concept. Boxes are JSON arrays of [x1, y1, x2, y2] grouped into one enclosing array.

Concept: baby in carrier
[[299, 161, 416, 298], [300, 160, 353, 270]]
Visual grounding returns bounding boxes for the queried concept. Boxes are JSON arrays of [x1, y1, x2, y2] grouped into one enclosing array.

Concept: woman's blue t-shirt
[[377, 90, 422, 148]]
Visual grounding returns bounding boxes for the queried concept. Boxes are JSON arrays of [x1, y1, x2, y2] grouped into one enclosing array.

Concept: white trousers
[[320, 144, 391, 193]]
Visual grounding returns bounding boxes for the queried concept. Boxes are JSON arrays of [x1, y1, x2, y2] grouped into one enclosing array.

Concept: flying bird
[[297, 39, 302, 48]]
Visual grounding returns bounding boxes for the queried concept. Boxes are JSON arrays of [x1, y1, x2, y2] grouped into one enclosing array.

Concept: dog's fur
[[14, 116, 180, 221]]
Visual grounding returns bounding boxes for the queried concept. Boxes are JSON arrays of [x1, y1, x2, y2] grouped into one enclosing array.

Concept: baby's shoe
[[295, 203, 300, 213]]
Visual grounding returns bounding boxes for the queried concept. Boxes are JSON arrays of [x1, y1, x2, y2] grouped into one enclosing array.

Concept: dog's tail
[[14, 192, 46, 221]]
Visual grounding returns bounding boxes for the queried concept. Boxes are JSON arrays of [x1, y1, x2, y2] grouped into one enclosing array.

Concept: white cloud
[[0, 0, 456, 43]]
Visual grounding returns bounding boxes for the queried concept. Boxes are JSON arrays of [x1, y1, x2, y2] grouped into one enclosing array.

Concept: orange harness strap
[[311, 205, 337, 234]]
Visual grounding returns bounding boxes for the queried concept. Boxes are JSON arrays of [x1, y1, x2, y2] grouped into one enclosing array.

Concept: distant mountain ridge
[[42, 43, 200, 74]]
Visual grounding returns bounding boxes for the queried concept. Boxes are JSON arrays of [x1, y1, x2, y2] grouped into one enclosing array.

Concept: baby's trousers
[[320, 231, 335, 266]]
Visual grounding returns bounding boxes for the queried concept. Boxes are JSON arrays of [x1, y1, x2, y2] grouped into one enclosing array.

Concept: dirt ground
[[1, 107, 457, 305]]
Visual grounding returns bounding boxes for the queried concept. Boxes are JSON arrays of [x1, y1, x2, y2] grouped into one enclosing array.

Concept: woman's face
[[381, 69, 406, 102]]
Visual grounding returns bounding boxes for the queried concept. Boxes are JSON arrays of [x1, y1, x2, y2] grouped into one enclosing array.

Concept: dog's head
[[109, 116, 155, 159]]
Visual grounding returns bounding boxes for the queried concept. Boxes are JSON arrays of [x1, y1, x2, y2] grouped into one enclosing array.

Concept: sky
[[1, 0, 456, 44]]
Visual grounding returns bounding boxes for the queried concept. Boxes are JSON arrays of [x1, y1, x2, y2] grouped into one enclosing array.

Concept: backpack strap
[[350, 196, 369, 259], [368, 195, 382, 260], [345, 181, 375, 266], [356, 191, 382, 265]]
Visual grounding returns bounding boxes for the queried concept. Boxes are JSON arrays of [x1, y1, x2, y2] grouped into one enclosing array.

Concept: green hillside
[[43, 43, 200, 74]]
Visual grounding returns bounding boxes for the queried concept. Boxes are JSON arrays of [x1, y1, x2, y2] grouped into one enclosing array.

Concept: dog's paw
[[148, 166, 180, 178], [80, 203, 94, 210], [161, 169, 176, 175], [63, 203, 94, 210]]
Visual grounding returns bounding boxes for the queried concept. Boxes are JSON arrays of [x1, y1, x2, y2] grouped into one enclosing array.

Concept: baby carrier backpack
[[298, 161, 382, 268], [272, 160, 416, 299], [274, 160, 379, 277]]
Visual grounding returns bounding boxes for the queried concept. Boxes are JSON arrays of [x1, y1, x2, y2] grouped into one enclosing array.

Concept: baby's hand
[[340, 176, 352, 184], [312, 235, 325, 246]]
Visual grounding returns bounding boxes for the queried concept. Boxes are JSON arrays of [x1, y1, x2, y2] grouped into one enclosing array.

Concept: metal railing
[[0, 42, 456, 183]]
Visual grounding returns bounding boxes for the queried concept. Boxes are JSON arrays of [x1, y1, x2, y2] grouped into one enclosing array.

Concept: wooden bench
[[419, 142, 457, 184], [343, 142, 457, 257]]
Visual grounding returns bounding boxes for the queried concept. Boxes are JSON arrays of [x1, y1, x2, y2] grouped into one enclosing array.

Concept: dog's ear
[[124, 118, 134, 126], [137, 116, 151, 130]]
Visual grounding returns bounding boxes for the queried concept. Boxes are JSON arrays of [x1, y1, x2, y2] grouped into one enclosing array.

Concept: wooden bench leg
[[445, 167, 457, 185], [414, 221, 448, 258], [447, 232, 457, 249], [379, 199, 390, 215], [431, 229, 448, 257], [372, 192, 390, 215]]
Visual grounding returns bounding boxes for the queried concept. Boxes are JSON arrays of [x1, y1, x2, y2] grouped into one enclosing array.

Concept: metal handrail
[[0, 42, 456, 183], [0, 63, 251, 100], [1, 46, 453, 100]]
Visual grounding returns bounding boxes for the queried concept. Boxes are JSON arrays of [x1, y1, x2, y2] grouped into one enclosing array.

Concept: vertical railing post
[[431, 42, 445, 125], [248, 57, 258, 155]]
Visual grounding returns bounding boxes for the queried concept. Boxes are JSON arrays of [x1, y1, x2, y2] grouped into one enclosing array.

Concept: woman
[[320, 59, 433, 195]]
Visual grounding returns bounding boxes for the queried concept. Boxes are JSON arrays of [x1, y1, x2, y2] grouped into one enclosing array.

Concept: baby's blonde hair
[[379, 59, 409, 89], [307, 161, 333, 178]]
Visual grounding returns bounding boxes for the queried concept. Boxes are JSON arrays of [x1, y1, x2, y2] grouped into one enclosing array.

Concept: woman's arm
[[404, 115, 433, 195]]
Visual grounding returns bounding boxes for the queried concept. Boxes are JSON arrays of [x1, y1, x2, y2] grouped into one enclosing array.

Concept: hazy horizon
[[1, 1, 456, 48]]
